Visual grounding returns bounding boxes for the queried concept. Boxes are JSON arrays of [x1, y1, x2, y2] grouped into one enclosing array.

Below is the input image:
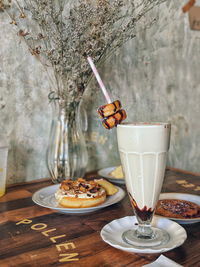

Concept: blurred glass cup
[[0, 135, 9, 197]]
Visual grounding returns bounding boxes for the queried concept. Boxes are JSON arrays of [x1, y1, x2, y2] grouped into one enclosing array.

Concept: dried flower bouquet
[[1, 0, 165, 107], [1, 0, 166, 181]]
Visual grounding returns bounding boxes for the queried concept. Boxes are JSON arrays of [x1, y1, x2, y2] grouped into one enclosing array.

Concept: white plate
[[157, 193, 200, 224], [32, 184, 125, 214], [98, 166, 125, 184], [101, 216, 187, 254]]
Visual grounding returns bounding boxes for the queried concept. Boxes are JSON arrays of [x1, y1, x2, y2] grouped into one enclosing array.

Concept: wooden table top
[[0, 167, 199, 267]]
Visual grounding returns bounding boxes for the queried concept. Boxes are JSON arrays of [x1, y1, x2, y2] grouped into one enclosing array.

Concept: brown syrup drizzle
[[97, 105, 105, 118], [113, 110, 125, 126], [113, 100, 121, 112], [128, 192, 154, 221], [103, 119, 111, 129], [112, 102, 117, 113], [102, 109, 124, 129]]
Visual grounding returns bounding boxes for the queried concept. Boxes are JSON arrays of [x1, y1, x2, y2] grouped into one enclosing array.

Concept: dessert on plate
[[94, 178, 118, 195], [155, 199, 200, 219], [55, 178, 118, 208], [109, 166, 124, 179]]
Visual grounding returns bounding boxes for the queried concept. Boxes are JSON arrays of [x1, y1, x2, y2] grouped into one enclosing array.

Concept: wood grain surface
[[0, 167, 199, 267]]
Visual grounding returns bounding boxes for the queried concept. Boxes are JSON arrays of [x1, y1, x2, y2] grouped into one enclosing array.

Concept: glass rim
[[117, 122, 171, 128]]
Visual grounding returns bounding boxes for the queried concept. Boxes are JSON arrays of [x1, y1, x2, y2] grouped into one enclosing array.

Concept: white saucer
[[32, 184, 125, 214], [157, 193, 200, 224], [98, 166, 125, 184], [100, 216, 187, 254]]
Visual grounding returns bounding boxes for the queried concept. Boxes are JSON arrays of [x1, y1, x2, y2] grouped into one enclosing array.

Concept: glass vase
[[47, 98, 88, 183]]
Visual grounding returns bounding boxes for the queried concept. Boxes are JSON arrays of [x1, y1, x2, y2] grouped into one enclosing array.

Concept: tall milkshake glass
[[117, 123, 171, 248]]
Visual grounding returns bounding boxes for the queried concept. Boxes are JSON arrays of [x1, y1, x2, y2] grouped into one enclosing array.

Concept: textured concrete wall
[[1, 1, 200, 184]]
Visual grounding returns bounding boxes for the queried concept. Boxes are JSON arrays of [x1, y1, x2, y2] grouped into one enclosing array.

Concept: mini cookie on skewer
[[102, 109, 127, 129], [97, 100, 122, 118], [87, 56, 127, 129]]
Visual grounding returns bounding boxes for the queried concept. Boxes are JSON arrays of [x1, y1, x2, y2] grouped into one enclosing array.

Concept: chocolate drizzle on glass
[[128, 192, 154, 222]]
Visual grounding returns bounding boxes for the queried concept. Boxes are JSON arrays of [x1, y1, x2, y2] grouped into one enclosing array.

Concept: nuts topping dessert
[[55, 178, 107, 208]]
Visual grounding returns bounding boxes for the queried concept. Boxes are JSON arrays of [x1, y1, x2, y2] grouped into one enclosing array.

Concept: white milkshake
[[117, 123, 171, 247]]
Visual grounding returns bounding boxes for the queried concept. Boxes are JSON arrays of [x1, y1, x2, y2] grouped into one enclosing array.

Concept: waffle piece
[[95, 179, 118, 195]]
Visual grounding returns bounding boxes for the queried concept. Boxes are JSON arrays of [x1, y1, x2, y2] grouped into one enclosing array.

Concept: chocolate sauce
[[118, 100, 122, 109], [102, 119, 111, 129], [89, 188, 98, 193], [128, 192, 154, 222], [117, 110, 124, 125], [113, 101, 117, 112], [97, 100, 121, 119], [111, 110, 122, 127], [113, 100, 121, 112], [134, 204, 154, 222], [80, 183, 89, 189], [112, 113, 118, 126], [97, 105, 105, 118]]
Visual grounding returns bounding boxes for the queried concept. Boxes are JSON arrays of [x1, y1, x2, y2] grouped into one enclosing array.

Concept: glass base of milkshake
[[117, 122, 171, 248]]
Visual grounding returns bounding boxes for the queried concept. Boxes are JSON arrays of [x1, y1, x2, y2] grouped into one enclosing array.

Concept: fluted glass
[[117, 123, 171, 248]]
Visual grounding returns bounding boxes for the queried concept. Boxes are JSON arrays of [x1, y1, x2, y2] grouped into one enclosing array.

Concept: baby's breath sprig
[[2, 0, 166, 108]]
